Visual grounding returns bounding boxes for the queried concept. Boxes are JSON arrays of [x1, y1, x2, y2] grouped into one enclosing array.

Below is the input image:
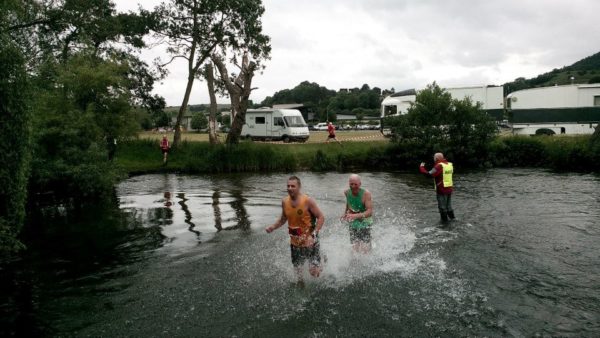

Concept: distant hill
[[504, 51, 600, 94]]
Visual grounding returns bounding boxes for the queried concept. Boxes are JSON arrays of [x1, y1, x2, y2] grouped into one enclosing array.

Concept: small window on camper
[[594, 95, 600, 106], [255, 116, 266, 124], [274, 117, 285, 127]]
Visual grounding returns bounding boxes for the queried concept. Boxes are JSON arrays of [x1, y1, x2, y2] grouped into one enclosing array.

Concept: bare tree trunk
[[212, 53, 256, 145], [173, 40, 198, 148], [204, 63, 219, 144], [174, 72, 194, 147]]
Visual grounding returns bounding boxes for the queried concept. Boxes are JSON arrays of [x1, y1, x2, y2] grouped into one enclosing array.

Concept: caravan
[[241, 108, 310, 142], [507, 84, 600, 135], [381, 85, 504, 119]]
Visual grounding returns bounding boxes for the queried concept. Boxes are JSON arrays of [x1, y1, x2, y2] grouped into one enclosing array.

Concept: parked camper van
[[506, 84, 600, 135], [241, 108, 310, 142]]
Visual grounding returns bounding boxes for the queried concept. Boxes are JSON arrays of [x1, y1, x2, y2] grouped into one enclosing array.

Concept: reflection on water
[[176, 192, 200, 239], [1, 170, 600, 337]]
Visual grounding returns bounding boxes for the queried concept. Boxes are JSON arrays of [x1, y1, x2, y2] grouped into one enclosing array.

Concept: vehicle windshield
[[284, 116, 307, 127]]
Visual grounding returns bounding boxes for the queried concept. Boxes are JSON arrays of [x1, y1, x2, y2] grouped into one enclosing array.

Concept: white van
[[241, 108, 310, 142]]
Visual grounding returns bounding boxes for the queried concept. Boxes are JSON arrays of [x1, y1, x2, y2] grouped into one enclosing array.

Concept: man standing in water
[[342, 174, 373, 253], [420, 152, 455, 223], [266, 176, 325, 286]]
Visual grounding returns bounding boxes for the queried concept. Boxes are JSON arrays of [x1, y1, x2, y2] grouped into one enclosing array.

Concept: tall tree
[[203, 63, 220, 144], [211, 52, 257, 144], [155, 0, 270, 147], [0, 2, 31, 254]]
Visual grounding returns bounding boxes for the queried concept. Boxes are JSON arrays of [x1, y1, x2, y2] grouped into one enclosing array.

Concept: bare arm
[[362, 190, 373, 218], [307, 197, 325, 234], [341, 190, 351, 219], [266, 200, 287, 233], [420, 162, 440, 177]]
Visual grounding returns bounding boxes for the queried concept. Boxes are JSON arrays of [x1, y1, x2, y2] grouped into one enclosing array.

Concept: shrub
[[489, 136, 547, 167], [389, 83, 497, 167]]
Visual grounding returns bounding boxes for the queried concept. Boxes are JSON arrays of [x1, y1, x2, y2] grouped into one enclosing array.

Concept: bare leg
[[309, 264, 322, 277], [294, 266, 305, 288], [352, 241, 371, 254]]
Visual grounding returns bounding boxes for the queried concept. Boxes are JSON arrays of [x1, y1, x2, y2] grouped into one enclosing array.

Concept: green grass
[[115, 134, 600, 176], [115, 139, 392, 175]]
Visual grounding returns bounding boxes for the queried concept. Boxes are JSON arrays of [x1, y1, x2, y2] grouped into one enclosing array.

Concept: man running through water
[[266, 176, 325, 286], [342, 174, 373, 253]]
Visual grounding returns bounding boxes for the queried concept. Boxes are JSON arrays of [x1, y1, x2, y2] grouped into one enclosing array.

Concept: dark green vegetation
[[0, 16, 30, 253], [0, 0, 163, 254], [0, 0, 273, 254]]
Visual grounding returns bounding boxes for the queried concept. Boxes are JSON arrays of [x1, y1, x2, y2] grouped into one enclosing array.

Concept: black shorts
[[349, 227, 371, 244], [290, 242, 321, 267], [327, 134, 336, 139], [161, 149, 169, 154]]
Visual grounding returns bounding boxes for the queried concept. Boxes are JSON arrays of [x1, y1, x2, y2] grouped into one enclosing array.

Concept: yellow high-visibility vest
[[440, 162, 453, 188]]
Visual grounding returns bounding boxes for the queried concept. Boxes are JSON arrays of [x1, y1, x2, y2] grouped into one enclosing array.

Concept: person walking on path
[[341, 174, 373, 253], [160, 134, 170, 165], [266, 176, 325, 287], [419, 152, 455, 223], [326, 122, 342, 145]]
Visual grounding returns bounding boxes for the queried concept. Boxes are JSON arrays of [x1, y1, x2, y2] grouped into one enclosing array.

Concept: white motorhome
[[506, 84, 600, 135], [381, 85, 504, 120], [241, 108, 309, 142]]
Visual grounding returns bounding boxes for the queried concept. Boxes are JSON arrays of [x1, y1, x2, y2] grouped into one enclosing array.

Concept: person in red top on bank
[[326, 122, 341, 145], [419, 152, 455, 223], [266, 176, 325, 286], [160, 134, 170, 165]]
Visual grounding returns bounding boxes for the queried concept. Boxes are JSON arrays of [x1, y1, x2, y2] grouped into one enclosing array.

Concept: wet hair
[[288, 175, 301, 187]]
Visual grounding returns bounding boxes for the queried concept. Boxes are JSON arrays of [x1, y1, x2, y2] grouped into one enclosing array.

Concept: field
[[139, 130, 388, 143]]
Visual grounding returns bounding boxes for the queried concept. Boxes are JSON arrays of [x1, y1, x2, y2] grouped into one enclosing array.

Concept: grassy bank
[[115, 135, 600, 176], [489, 135, 599, 171], [116, 139, 392, 174]]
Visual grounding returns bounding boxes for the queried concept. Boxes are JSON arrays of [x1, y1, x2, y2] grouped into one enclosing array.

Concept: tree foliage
[[387, 83, 498, 166], [191, 112, 208, 131], [261, 81, 382, 121], [30, 52, 136, 196], [0, 0, 163, 251], [155, 0, 270, 146], [0, 5, 31, 253]]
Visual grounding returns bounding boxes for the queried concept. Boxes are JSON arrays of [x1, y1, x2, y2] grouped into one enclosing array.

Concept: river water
[[2, 169, 599, 337]]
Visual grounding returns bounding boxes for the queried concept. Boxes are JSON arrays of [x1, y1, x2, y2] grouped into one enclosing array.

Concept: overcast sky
[[114, 0, 600, 106]]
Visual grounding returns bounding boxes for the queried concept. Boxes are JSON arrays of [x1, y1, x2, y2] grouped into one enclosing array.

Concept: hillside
[[504, 51, 600, 94]]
